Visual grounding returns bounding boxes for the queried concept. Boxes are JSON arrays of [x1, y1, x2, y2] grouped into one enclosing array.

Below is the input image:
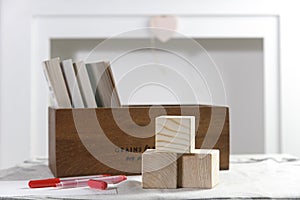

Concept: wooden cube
[[142, 149, 178, 189], [155, 116, 195, 153], [178, 149, 219, 188]]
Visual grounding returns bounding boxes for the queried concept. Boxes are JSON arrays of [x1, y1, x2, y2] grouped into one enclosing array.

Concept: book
[[42, 57, 72, 108], [86, 61, 121, 107], [73, 61, 97, 108], [61, 59, 84, 108]]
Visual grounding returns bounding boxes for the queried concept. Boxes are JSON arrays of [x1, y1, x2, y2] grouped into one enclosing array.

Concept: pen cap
[[28, 178, 60, 188], [88, 180, 108, 190]]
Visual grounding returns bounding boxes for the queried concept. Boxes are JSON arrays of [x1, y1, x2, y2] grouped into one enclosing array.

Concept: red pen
[[28, 174, 110, 188], [56, 175, 127, 189]]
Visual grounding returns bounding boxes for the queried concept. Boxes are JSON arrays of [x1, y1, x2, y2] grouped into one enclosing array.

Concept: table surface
[[0, 154, 300, 199]]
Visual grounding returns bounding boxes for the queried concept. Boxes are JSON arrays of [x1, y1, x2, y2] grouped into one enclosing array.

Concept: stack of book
[[42, 57, 121, 108]]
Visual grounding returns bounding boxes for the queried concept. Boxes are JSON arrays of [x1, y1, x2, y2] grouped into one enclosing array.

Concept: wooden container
[[49, 105, 229, 177]]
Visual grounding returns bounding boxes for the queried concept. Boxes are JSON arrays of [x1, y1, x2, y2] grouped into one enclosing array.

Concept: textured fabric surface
[[0, 154, 300, 199]]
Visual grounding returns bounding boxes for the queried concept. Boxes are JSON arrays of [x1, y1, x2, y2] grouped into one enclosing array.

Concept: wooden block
[[178, 149, 219, 188], [142, 149, 177, 189], [155, 116, 195, 153]]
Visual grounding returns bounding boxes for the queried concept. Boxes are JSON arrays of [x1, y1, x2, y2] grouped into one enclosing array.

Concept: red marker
[[55, 175, 127, 189], [28, 174, 109, 188]]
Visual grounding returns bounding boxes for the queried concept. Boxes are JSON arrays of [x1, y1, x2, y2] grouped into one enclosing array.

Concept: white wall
[[0, 0, 2, 167], [0, 0, 300, 169], [0, 0, 31, 169]]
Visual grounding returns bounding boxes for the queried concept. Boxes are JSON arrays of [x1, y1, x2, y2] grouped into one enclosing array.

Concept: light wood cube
[[178, 149, 219, 188], [142, 149, 177, 189], [155, 116, 195, 153]]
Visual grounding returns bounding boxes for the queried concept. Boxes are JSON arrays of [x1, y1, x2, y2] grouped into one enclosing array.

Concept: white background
[[0, 0, 300, 169]]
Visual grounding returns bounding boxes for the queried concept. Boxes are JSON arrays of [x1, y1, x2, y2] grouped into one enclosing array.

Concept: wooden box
[[49, 105, 229, 177]]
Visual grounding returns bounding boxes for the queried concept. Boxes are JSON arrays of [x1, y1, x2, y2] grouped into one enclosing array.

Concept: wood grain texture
[[48, 105, 229, 177], [155, 116, 195, 153], [178, 149, 219, 188], [142, 149, 177, 189], [48, 107, 57, 176]]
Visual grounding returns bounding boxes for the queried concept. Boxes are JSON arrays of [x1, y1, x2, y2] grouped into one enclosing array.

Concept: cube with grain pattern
[[177, 149, 219, 188], [142, 149, 178, 189], [155, 116, 195, 153]]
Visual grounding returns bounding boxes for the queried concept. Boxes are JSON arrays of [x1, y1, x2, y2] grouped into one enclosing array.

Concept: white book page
[[61, 59, 85, 108]]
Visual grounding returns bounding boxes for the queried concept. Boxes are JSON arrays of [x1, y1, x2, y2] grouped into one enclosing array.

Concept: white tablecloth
[[0, 154, 300, 199]]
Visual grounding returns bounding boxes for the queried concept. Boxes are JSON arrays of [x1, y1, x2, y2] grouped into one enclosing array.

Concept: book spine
[[42, 63, 59, 108]]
